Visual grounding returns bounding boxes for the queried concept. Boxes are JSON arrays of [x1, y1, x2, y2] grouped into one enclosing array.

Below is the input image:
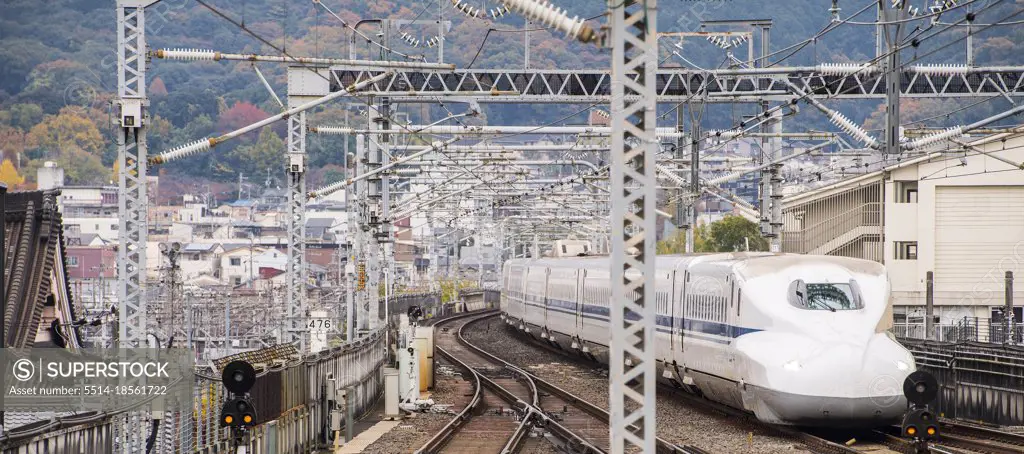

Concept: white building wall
[[65, 217, 119, 242], [886, 138, 1024, 322]]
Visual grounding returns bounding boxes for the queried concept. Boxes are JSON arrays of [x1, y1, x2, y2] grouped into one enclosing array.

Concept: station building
[[781, 132, 1024, 338]]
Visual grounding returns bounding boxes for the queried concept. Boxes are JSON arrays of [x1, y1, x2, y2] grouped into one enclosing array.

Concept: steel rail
[[431, 310, 605, 454], [413, 311, 485, 454], [459, 313, 705, 454]]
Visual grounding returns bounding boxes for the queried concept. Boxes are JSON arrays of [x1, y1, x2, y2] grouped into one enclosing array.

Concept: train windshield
[[788, 280, 863, 311]]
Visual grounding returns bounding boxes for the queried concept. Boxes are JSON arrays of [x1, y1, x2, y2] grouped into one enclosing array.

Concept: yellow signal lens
[[243, 415, 253, 424], [906, 426, 917, 436], [224, 415, 234, 424], [927, 427, 936, 436]]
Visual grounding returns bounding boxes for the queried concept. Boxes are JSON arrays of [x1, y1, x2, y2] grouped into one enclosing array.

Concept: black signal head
[[903, 370, 938, 406], [222, 360, 257, 395]]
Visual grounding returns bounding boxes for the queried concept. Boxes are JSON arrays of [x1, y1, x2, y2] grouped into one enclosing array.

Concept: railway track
[[419, 310, 707, 454], [931, 420, 1024, 454], [480, 312, 917, 454]]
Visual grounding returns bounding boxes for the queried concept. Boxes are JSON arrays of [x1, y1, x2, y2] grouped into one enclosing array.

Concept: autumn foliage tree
[[24, 107, 106, 184], [150, 76, 168, 97], [0, 159, 25, 187], [27, 107, 104, 156], [217, 101, 268, 135]]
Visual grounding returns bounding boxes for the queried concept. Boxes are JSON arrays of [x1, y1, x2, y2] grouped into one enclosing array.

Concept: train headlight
[[896, 360, 910, 371], [783, 360, 802, 371]]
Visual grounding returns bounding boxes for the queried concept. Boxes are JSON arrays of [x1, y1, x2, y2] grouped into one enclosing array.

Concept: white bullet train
[[500, 252, 916, 427]]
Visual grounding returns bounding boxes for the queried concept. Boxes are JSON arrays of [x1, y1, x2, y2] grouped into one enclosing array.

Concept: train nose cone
[[751, 335, 912, 426]]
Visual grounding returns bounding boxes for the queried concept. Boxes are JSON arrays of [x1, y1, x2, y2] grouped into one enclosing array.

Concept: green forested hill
[[0, 0, 1020, 192]]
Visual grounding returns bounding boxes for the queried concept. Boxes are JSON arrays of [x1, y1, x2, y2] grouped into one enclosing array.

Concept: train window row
[[685, 293, 728, 323], [583, 278, 610, 308], [507, 268, 525, 300], [656, 290, 671, 314]]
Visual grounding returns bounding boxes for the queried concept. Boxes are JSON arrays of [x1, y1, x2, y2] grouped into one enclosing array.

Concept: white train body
[[501, 252, 915, 427]]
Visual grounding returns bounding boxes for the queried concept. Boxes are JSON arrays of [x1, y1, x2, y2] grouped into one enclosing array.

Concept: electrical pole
[[674, 110, 686, 250], [115, 1, 157, 451], [355, 133, 370, 333], [687, 106, 701, 253], [768, 109, 783, 252], [286, 102, 308, 351], [607, 0, 658, 451], [881, 0, 909, 157]]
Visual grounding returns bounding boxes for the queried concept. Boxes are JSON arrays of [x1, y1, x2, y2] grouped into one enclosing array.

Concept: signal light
[[220, 397, 258, 428], [219, 360, 259, 431], [901, 408, 938, 440]]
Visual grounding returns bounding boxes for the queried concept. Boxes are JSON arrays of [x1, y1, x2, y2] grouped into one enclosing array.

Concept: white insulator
[[908, 126, 964, 150], [817, 63, 878, 76], [910, 64, 968, 76], [157, 48, 217, 61], [706, 129, 740, 140], [312, 126, 349, 135], [490, 4, 510, 18], [829, 112, 878, 148], [401, 32, 421, 47], [426, 36, 445, 48], [451, 0, 481, 18], [156, 138, 211, 164], [502, 0, 590, 41]]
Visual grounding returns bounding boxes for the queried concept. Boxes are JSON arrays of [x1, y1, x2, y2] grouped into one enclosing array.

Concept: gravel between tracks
[[465, 318, 812, 453], [360, 357, 469, 454]]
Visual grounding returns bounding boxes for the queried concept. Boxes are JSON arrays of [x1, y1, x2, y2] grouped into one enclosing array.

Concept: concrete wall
[[886, 140, 1024, 320]]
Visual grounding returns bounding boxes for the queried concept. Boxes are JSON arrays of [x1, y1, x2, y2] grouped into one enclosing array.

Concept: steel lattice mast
[[115, 2, 156, 451], [607, 0, 658, 451], [286, 109, 307, 350]]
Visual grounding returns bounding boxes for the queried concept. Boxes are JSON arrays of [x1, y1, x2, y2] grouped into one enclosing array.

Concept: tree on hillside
[[19, 60, 95, 113], [217, 101, 268, 136], [57, 148, 106, 185], [707, 216, 768, 252], [0, 125, 28, 162], [26, 107, 104, 157], [150, 77, 168, 97], [0, 159, 26, 187], [1, 104, 44, 130], [225, 127, 285, 178]]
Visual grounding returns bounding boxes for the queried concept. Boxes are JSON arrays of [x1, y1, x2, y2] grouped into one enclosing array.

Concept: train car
[[500, 252, 915, 427]]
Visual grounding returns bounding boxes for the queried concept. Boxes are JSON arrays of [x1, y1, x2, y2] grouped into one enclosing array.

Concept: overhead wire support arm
[[307, 137, 460, 199], [252, 65, 284, 109], [154, 48, 456, 70], [150, 71, 393, 165]]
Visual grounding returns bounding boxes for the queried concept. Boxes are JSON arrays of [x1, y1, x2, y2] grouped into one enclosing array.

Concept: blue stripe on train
[[518, 298, 761, 344]]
